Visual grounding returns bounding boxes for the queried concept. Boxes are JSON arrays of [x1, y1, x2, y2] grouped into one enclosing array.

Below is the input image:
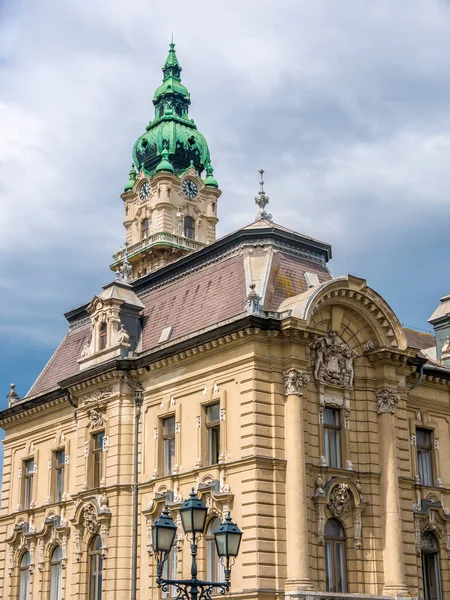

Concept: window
[[92, 432, 104, 488], [323, 408, 341, 468], [206, 403, 220, 466], [162, 417, 175, 476], [325, 519, 347, 593], [417, 428, 433, 486], [23, 459, 34, 509], [162, 547, 178, 598], [99, 323, 107, 351], [184, 216, 195, 240], [19, 552, 30, 600], [50, 546, 63, 600], [206, 518, 224, 584], [422, 532, 442, 600], [54, 450, 65, 502], [142, 219, 149, 239], [89, 535, 103, 600]]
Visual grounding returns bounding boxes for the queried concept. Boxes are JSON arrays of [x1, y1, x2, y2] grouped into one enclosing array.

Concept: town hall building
[[1, 43, 450, 600]]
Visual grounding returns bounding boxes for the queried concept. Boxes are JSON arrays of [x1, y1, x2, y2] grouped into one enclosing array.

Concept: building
[[1, 43, 450, 600]]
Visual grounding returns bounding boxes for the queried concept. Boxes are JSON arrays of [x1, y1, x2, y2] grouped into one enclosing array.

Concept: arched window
[[19, 551, 30, 600], [184, 216, 195, 240], [88, 535, 103, 600], [206, 518, 224, 583], [422, 531, 442, 600], [324, 519, 346, 593], [99, 323, 107, 351], [50, 546, 63, 600]]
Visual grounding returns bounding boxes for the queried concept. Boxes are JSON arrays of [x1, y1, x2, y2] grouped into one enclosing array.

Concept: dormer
[[78, 279, 144, 371]]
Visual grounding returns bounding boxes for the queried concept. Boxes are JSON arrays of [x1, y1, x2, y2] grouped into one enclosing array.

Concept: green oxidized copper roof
[[132, 42, 211, 177], [124, 163, 137, 192]]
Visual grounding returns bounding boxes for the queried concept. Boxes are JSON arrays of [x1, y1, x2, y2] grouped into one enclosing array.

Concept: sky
[[0, 0, 449, 421]]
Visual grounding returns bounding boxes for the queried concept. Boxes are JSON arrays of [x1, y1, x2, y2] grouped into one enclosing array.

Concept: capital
[[375, 388, 400, 414], [283, 368, 310, 396]]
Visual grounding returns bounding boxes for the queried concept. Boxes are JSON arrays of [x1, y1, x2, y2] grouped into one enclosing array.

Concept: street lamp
[[152, 488, 242, 600]]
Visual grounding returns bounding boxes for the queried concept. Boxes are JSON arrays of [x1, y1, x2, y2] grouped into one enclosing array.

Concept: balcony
[[111, 232, 206, 265]]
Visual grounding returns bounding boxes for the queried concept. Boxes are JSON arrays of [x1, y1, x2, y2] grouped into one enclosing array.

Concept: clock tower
[[111, 43, 221, 280]]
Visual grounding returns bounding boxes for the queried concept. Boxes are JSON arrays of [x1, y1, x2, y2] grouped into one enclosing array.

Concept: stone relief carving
[[329, 483, 351, 517], [89, 408, 104, 430], [311, 332, 356, 387], [80, 339, 92, 359], [82, 504, 98, 534], [74, 528, 82, 562], [354, 508, 362, 549], [117, 324, 130, 345], [375, 388, 400, 414], [283, 368, 310, 396], [317, 504, 326, 545], [82, 386, 114, 405]]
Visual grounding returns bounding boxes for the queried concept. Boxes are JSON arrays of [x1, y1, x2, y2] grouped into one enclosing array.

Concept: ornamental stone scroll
[[283, 368, 310, 396], [375, 388, 400, 415]]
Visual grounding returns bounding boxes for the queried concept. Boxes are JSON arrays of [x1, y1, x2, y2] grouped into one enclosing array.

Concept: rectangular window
[[23, 459, 34, 509], [162, 417, 175, 476], [417, 428, 433, 486], [206, 403, 220, 466], [54, 450, 65, 502], [324, 408, 341, 468], [162, 547, 178, 598], [92, 432, 104, 488]]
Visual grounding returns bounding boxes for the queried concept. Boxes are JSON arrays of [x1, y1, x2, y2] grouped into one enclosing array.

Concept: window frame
[[323, 407, 342, 469], [54, 449, 65, 503], [184, 216, 195, 240], [19, 551, 31, 600], [421, 531, 443, 600], [205, 403, 221, 466], [416, 427, 433, 487], [162, 416, 176, 476], [92, 432, 105, 489], [324, 518, 347, 594], [88, 535, 103, 600], [50, 545, 63, 600], [141, 218, 149, 239], [99, 323, 108, 351], [22, 458, 34, 510]]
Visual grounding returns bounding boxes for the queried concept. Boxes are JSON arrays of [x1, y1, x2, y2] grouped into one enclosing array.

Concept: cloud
[[0, 0, 449, 400]]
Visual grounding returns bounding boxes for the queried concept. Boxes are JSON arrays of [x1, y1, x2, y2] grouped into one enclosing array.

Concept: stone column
[[283, 368, 314, 591], [376, 388, 409, 598]]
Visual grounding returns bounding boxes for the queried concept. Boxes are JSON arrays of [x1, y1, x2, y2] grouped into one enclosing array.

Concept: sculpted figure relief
[[89, 409, 104, 430], [283, 368, 310, 396], [82, 504, 98, 534], [311, 332, 356, 387], [329, 483, 351, 517]]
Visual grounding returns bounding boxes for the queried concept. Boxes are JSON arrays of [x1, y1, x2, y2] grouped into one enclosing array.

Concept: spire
[[162, 40, 182, 80], [254, 168, 272, 222], [204, 162, 219, 188]]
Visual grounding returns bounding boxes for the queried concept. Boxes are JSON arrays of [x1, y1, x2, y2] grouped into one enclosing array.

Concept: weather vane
[[254, 167, 273, 222]]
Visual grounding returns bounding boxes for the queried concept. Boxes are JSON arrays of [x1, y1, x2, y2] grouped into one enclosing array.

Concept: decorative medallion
[[311, 332, 356, 387], [375, 388, 400, 414], [329, 483, 351, 517]]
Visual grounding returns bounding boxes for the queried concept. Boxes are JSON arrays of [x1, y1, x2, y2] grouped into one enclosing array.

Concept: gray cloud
[[0, 0, 449, 398]]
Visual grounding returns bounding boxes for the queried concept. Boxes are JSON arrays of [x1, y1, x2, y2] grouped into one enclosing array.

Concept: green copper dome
[[132, 43, 211, 177]]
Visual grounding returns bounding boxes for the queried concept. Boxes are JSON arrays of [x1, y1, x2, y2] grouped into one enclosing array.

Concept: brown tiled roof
[[404, 327, 435, 350], [140, 253, 246, 350], [264, 252, 331, 311], [27, 324, 91, 397]]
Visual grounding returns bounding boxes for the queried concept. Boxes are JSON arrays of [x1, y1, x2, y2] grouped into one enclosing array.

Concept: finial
[[124, 163, 137, 193], [6, 383, 19, 406], [119, 243, 132, 283], [254, 167, 272, 222]]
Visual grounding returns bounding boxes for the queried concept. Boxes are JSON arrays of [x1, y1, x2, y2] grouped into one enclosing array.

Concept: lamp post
[[152, 489, 242, 600]]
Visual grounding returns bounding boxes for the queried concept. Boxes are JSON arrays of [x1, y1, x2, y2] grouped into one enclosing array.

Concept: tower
[[111, 43, 221, 280]]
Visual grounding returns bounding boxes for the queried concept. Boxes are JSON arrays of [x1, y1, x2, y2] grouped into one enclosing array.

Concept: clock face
[[182, 178, 199, 199], [139, 181, 151, 202]]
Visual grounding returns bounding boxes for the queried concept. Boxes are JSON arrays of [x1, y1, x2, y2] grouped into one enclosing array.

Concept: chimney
[[428, 293, 450, 363]]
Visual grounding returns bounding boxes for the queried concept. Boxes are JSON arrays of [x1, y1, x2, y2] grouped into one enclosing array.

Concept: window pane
[[418, 450, 433, 486], [26, 459, 34, 475], [163, 417, 175, 435], [417, 428, 431, 448], [208, 426, 220, 466], [164, 438, 175, 475], [207, 403, 220, 422], [330, 429, 341, 468], [325, 541, 334, 592], [323, 408, 339, 426], [56, 450, 65, 466], [336, 542, 347, 593]]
